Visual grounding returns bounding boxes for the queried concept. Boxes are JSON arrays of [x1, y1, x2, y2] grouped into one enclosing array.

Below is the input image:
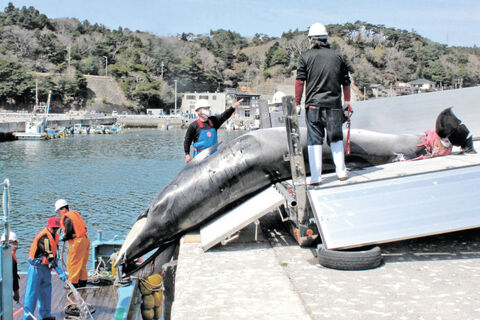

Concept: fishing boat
[[13, 88, 52, 140], [94, 125, 105, 134], [0, 180, 148, 320], [104, 123, 123, 134]]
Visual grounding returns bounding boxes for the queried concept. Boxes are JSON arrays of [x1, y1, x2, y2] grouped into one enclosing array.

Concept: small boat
[[94, 125, 105, 134], [73, 123, 82, 134], [14, 90, 52, 140], [104, 123, 123, 134]]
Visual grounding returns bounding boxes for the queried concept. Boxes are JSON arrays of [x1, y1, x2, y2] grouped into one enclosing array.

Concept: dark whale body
[[116, 127, 426, 267]]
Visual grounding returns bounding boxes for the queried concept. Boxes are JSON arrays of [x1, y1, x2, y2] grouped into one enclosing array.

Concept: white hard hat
[[55, 199, 68, 211], [308, 22, 328, 38], [272, 91, 286, 104], [195, 99, 210, 111], [1, 231, 18, 242]]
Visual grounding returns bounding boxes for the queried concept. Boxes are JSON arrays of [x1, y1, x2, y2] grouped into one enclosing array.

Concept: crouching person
[[24, 217, 67, 320]]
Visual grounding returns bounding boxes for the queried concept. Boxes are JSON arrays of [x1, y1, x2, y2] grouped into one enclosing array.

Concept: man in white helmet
[[184, 97, 243, 163], [295, 22, 352, 185], [55, 199, 90, 288], [271, 91, 286, 112], [1, 231, 20, 303]]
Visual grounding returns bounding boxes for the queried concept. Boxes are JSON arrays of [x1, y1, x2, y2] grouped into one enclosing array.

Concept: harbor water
[[0, 128, 243, 271]]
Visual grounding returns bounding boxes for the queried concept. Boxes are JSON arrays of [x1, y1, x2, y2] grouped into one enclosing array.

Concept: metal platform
[[308, 145, 480, 250], [12, 274, 121, 320], [200, 186, 285, 251]]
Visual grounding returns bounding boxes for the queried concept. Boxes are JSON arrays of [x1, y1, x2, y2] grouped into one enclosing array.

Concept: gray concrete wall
[[351, 86, 480, 137], [116, 115, 184, 129], [0, 114, 116, 133]]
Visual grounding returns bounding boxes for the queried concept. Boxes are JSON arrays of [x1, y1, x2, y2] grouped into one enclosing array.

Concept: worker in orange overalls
[[24, 217, 67, 320], [55, 199, 90, 288]]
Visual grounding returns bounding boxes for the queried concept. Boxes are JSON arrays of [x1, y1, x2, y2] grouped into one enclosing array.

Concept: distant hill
[[1, 2, 479, 112]]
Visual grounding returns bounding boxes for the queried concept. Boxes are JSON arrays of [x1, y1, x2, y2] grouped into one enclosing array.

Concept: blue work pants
[[23, 259, 52, 320]]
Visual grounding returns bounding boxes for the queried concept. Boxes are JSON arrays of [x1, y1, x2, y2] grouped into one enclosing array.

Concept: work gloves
[[55, 266, 67, 281], [51, 258, 67, 281]]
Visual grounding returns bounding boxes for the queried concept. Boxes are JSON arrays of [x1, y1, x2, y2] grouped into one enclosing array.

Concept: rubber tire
[[317, 245, 383, 270]]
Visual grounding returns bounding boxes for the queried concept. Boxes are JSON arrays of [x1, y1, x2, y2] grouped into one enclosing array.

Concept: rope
[[87, 256, 115, 286], [63, 280, 95, 320]]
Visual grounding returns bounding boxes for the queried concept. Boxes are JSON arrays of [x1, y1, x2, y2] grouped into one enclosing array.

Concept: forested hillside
[[1, 3, 479, 112]]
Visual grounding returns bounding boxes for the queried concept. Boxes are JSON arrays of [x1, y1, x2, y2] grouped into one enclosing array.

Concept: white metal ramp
[[200, 186, 285, 251], [308, 148, 480, 250]]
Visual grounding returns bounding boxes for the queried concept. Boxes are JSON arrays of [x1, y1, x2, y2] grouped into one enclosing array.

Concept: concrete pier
[[172, 215, 480, 320], [0, 113, 116, 133], [171, 155, 480, 320]]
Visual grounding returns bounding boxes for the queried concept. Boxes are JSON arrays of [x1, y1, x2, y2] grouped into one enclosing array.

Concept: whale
[[115, 126, 428, 270]]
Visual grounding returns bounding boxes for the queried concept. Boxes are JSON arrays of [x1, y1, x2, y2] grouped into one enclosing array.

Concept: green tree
[[271, 48, 289, 66], [78, 56, 99, 75], [264, 42, 280, 68], [131, 80, 163, 109], [0, 59, 33, 105], [35, 32, 66, 64], [236, 52, 249, 63]]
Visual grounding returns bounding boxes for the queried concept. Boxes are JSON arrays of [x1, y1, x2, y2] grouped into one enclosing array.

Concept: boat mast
[[44, 90, 52, 129], [35, 79, 39, 107]]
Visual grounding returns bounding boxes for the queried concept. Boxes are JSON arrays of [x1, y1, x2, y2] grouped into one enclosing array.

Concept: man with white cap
[[1, 231, 20, 303], [184, 97, 243, 163], [55, 199, 90, 288], [295, 22, 352, 185], [271, 91, 286, 112]]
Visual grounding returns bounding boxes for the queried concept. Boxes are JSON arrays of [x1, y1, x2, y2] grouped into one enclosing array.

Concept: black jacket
[[62, 216, 75, 241], [296, 43, 351, 108], [13, 257, 19, 291], [184, 107, 235, 155]]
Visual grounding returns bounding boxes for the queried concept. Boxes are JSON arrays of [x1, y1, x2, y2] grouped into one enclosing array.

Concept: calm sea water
[[0, 128, 243, 270]]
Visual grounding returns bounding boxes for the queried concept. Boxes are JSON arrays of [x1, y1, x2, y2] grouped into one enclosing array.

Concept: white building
[[408, 79, 435, 90], [180, 90, 261, 119], [181, 92, 227, 115], [146, 108, 164, 116]]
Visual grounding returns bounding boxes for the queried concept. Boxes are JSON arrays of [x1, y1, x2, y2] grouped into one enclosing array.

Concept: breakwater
[[0, 113, 186, 140], [0, 113, 116, 132]]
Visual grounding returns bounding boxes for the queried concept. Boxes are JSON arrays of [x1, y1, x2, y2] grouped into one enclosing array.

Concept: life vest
[[12, 251, 17, 262], [61, 210, 87, 238], [193, 118, 218, 157], [28, 228, 59, 265]]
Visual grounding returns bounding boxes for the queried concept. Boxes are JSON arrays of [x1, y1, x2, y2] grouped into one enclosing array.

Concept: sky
[[3, 0, 480, 47]]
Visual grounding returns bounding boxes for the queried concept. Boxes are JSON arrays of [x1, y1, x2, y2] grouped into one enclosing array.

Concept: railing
[[0, 179, 13, 320]]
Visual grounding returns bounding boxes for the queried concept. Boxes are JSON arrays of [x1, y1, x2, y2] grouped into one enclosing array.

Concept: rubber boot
[[331, 140, 347, 179], [308, 145, 322, 184], [78, 280, 87, 288]]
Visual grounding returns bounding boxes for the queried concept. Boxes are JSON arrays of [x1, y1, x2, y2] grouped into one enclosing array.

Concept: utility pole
[[68, 46, 71, 67], [161, 61, 164, 79], [174, 80, 177, 115], [103, 56, 108, 76]]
